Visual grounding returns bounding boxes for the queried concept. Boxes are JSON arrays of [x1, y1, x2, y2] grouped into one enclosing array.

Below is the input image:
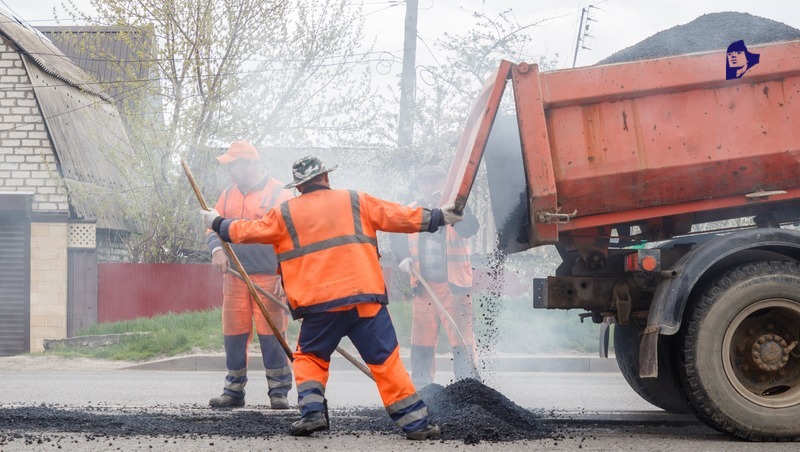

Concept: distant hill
[[597, 11, 800, 64]]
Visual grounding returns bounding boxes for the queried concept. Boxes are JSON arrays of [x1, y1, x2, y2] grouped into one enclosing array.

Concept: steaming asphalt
[[2, 366, 798, 450]]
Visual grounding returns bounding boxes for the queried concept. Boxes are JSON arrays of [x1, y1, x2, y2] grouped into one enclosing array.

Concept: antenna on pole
[[572, 4, 601, 68]]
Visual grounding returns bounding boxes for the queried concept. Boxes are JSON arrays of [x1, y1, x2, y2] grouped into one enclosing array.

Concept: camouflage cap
[[285, 156, 338, 188]]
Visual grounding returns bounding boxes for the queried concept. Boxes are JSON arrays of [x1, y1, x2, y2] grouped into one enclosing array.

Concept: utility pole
[[572, 5, 599, 68], [398, 0, 418, 149], [572, 7, 587, 68]]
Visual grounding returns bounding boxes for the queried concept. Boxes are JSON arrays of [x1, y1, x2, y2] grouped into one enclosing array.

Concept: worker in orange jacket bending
[[206, 141, 293, 410], [391, 165, 481, 388], [201, 156, 463, 440]]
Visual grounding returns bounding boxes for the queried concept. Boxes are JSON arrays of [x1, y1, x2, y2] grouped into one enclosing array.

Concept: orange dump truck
[[444, 40, 800, 440]]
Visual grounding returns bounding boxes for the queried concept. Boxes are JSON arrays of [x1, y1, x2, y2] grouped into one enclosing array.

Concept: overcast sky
[[7, 0, 800, 69]]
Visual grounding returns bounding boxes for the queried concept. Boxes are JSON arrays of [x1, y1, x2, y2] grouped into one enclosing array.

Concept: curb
[[43, 332, 153, 350], [124, 354, 620, 373]]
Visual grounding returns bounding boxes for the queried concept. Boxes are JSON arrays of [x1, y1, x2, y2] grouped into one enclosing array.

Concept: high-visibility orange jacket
[[206, 175, 292, 274], [391, 202, 478, 290], [219, 186, 442, 318], [407, 225, 473, 289]]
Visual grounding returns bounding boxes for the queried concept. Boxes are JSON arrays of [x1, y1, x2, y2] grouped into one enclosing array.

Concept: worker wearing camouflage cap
[[205, 141, 293, 410], [201, 155, 464, 440]]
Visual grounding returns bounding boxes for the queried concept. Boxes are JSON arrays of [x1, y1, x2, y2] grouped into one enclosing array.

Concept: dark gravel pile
[[598, 12, 800, 64], [421, 379, 550, 443], [334, 379, 553, 444]]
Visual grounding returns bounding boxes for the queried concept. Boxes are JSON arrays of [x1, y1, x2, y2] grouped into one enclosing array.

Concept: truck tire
[[614, 320, 693, 414], [680, 261, 800, 441]]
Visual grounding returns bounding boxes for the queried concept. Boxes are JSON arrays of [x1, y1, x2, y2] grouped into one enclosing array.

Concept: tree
[[414, 8, 559, 161], [398, 9, 559, 254], [60, 0, 378, 262]]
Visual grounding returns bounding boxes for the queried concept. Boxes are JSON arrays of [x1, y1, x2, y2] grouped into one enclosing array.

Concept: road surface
[[1, 358, 797, 450]]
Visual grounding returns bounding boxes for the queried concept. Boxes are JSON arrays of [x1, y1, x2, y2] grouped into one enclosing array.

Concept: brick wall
[[0, 41, 68, 212], [0, 41, 72, 351], [29, 222, 68, 352]]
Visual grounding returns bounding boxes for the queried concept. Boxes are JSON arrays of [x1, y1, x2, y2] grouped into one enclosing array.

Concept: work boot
[[209, 393, 245, 408], [406, 423, 441, 440], [290, 411, 328, 436], [270, 394, 290, 410]]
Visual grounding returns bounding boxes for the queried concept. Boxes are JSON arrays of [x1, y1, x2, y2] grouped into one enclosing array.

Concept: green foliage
[[59, 0, 379, 263], [44, 294, 599, 361], [47, 308, 297, 361], [387, 301, 413, 348], [47, 310, 223, 361]]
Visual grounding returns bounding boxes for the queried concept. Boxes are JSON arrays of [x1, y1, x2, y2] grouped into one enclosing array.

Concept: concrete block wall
[[0, 41, 68, 212], [29, 222, 68, 352]]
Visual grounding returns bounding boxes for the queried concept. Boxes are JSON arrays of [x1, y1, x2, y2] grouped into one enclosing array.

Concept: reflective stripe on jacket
[[223, 187, 434, 318], [206, 176, 292, 274]]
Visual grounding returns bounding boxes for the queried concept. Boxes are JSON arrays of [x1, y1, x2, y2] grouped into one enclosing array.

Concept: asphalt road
[[1, 367, 798, 451]]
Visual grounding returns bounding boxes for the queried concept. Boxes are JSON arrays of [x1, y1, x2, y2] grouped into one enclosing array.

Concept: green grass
[[45, 294, 601, 361]]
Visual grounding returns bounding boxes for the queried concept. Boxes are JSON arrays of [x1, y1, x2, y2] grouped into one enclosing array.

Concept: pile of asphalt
[[598, 12, 800, 64], [339, 379, 552, 443], [421, 379, 551, 443]]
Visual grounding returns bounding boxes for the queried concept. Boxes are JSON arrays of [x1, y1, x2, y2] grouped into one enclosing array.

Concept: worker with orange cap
[[206, 141, 293, 410], [201, 156, 463, 440]]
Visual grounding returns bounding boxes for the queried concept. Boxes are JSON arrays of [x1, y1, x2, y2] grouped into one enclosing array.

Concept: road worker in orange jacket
[[391, 165, 481, 388], [206, 141, 293, 410], [201, 156, 463, 440]]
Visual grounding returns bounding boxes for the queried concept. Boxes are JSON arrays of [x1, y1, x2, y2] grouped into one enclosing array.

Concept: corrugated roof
[[23, 57, 139, 232], [0, 15, 111, 101], [37, 25, 157, 117], [0, 12, 138, 231]]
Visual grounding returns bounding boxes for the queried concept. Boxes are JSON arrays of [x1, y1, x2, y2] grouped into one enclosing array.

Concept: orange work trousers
[[222, 273, 288, 337]]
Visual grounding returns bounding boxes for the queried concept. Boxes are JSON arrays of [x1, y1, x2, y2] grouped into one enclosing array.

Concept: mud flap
[[598, 317, 615, 358], [639, 326, 660, 378]]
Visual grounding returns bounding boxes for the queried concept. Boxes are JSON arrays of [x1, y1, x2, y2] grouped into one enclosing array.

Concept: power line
[[415, 32, 440, 66], [11, 47, 401, 66], [364, 3, 401, 16], [0, 46, 403, 94], [0, 79, 150, 135]]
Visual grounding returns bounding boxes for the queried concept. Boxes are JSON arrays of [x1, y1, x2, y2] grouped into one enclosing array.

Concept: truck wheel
[[614, 320, 692, 414], [681, 261, 800, 441]]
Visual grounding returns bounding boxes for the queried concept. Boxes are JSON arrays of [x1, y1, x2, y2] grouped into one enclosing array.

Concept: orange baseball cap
[[216, 141, 260, 163]]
